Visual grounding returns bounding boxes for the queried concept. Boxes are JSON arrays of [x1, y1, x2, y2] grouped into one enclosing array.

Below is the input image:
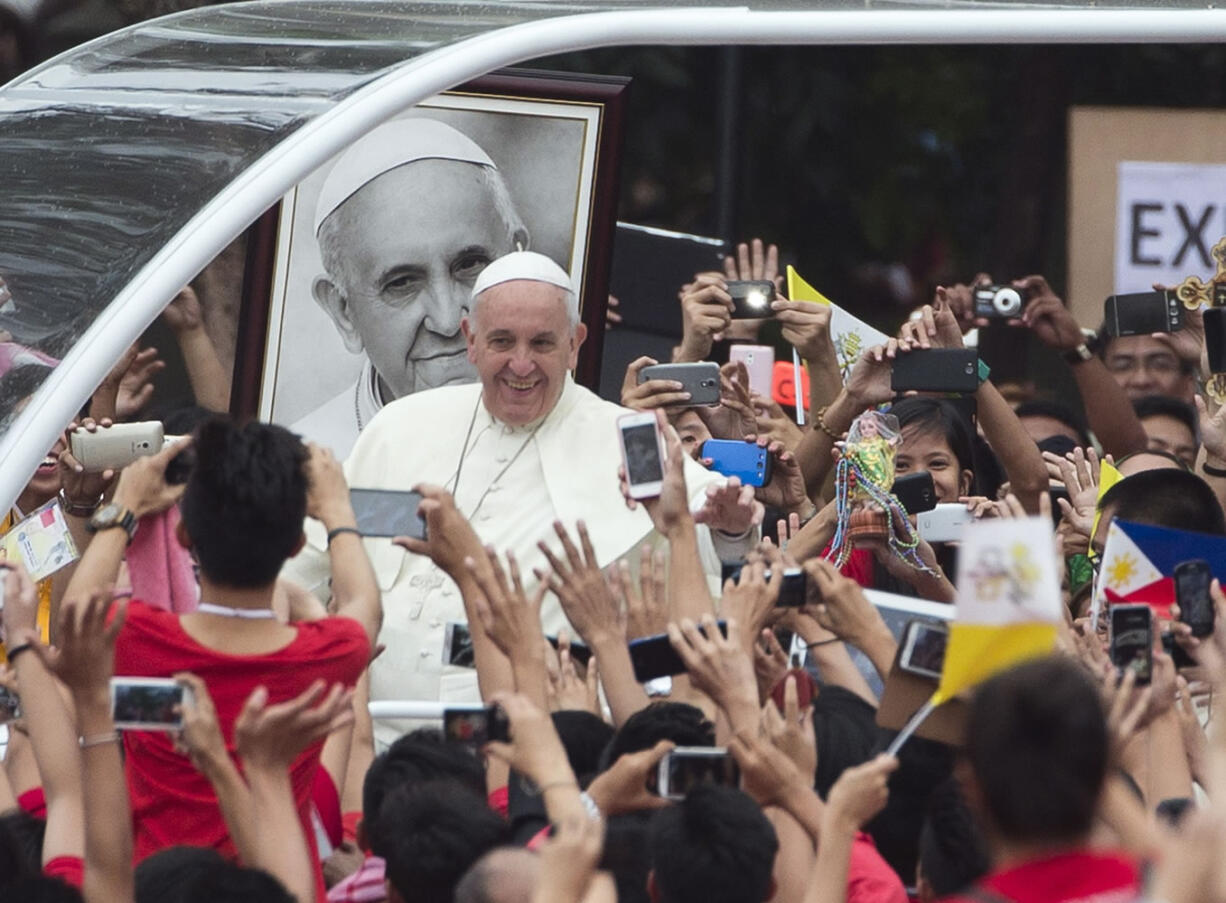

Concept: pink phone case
[[728, 345, 774, 397]]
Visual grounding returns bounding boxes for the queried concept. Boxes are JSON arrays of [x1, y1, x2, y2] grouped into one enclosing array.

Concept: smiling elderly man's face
[[313, 158, 521, 401]]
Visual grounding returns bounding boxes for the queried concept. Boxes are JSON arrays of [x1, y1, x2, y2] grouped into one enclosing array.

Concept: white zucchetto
[[470, 250, 575, 299]]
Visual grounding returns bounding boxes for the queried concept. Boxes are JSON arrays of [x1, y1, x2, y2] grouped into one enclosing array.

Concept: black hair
[[965, 657, 1108, 844], [4, 876, 84, 902], [0, 363, 52, 427], [1014, 400, 1090, 447], [890, 397, 978, 495], [1113, 447, 1191, 472], [917, 778, 990, 897], [134, 846, 295, 903], [1037, 434, 1080, 459], [1098, 469, 1226, 536], [648, 785, 778, 903], [178, 417, 309, 587], [552, 710, 615, 785], [1132, 394, 1199, 441], [362, 727, 485, 824], [0, 809, 46, 885], [601, 812, 653, 903], [812, 685, 879, 798], [601, 702, 714, 771], [369, 780, 511, 903]]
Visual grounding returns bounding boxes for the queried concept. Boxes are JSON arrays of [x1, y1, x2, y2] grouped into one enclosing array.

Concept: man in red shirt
[[939, 657, 1142, 903], [63, 419, 380, 885]]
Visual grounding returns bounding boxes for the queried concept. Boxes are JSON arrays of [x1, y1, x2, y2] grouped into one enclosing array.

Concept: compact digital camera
[[973, 284, 1027, 319]]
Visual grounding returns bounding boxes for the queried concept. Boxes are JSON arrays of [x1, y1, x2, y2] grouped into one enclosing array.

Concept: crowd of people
[[2, 232, 1226, 903]]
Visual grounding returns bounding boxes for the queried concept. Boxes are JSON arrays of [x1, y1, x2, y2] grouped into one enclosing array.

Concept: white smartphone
[[915, 503, 974, 543], [898, 619, 949, 680], [617, 412, 666, 500], [110, 677, 189, 731], [654, 747, 740, 801], [70, 421, 165, 472], [728, 344, 775, 397]]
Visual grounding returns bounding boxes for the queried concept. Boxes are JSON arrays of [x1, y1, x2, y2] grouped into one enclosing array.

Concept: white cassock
[[283, 375, 753, 744]]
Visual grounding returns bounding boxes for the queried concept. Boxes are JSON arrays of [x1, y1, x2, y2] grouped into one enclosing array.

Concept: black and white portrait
[[256, 90, 604, 456]]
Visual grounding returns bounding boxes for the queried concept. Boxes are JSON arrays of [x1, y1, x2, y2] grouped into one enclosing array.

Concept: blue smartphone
[[699, 439, 772, 487]]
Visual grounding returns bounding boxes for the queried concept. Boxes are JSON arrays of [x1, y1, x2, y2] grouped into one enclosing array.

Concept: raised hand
[[621, 356, 693, 411], [824, 754, 898, 831], [29, 585, 127, 697], [393, 484, 483, 578], [750, 437, 808, 513], [111, 435, 193, 519], [538, 520, 623, 647], [175, 672, 232, 778], [761, 673, 816, 782], [467, 547, 547, 660], [771, 297, 834, 362], [546, 630, 600, 715], [531, 812, 606, 903], [845, 339, 913, 410], [694, 476, 763, 536], [751, 393, 806, 451], [616, 545, 668, 641], [728, 728, 811, 809], [1016, 276, 1086, 352], [619, 411, 692, 536], [235, 679, 355, 770], [803, 558, 887, 647], [59, 419, 117, 511], [586, 739, 673, 816], [161, 286, 204, 335], [483, 692, 574, 790], [678, 274, 734, 361], [694, 361, 757, 440], [718, 551, 783, 648], [111, 345, 167, 421], [752, 629, 789, 703], [724, 238, 781, 291], [668, 614, 758, 729]]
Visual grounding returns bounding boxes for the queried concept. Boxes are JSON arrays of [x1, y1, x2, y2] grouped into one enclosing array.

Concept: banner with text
[[1114, 161, 1226, 295]]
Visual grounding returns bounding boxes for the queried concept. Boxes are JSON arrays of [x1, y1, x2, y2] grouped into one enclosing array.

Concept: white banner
[[1114, 161, 1226, 295]]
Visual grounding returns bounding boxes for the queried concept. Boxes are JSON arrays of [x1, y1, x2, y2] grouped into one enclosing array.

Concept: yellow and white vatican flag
[[888, 516, 1063, 753]]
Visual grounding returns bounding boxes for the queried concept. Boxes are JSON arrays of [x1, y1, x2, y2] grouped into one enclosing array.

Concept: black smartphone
[[1175, 559, 1215, 638], [545, 634, 593, 668], [1103, 290, 1184, 337], [655, 747, 740, 801], [726, 280, 775, 319], [1206, 307, 1226, 374], [890, 348, 979, 394], [349, 488, 427, 540], [444, 622, 475, 668], [898, 620, 949, 680], [628, 621, 728, 682], [892, 471, 937, 515], [442, 703, 509, 746], [639, 362, 721, 407], [724, 565, 806, 607], [1109, 604, 1153, 685]]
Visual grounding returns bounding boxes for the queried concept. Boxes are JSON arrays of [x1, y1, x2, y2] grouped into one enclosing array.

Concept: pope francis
[[284, 251, 756, 742]]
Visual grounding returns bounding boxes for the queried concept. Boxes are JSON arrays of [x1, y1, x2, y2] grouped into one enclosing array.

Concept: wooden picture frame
[[232, 69, 629, 452]]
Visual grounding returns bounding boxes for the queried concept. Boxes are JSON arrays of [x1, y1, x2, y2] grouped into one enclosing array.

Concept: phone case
[[1104, 290, 1183, 337], [70, 421, 164, 472], [1110, 604, 1153, 685], [629, 622, 727, 682], [619, 415, 666, 499], [726, 280, 775, 319], [349, 488, 426, 539], [1206, 307, 1226, 373], [700, 439, 772, 487], [890, 349, 978, 394], [892, 471, 937, 515], [639, 362, 721, 406], [1175, 559, 1215, 637], [728, 345, 775, 397]]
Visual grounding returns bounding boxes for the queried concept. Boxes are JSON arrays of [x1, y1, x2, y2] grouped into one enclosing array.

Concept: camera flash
[[746, 290, 767, 309]]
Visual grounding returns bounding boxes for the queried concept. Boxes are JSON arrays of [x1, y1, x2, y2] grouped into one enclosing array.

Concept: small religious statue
[[826, 409, 932, 573]]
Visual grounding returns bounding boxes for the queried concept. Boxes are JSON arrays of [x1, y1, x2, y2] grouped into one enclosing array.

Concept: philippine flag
[[1093, 519, 1226, 624]]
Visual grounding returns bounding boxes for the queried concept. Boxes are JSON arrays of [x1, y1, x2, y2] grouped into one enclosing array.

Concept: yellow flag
[[1089, 460, 1123, 541], [933, 517, 1062, 706], [786, 265, 833, 305]]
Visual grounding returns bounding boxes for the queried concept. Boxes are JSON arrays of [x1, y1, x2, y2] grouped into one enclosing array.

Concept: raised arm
[[2, 565, 83, 866], [161, 287, 231, 413], [29, 587, 134, 903], [304, 443, 382, 647]]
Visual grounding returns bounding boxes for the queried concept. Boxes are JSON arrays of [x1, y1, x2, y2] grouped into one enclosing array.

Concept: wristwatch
[[86, 503, 137, 542], [1063, 343, 1093, 365]]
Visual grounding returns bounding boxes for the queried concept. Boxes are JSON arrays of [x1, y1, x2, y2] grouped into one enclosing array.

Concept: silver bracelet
[[79, 731, 120, 749]]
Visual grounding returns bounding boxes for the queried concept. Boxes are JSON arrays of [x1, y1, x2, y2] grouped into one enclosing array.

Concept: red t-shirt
[[113, 601, 370, 865], [939, 849, 1142, 903], [849, 831, 909, 903]]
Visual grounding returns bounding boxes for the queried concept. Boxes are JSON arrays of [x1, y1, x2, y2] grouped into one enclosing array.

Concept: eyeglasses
[[1105, 354, 1181, 376]]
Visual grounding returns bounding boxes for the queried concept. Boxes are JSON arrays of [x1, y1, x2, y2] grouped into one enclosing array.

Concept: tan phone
[[69, 421, 164, 472]]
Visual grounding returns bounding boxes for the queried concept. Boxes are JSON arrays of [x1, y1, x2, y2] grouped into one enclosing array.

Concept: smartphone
[[722, 565, 806, 607], [915, 503, 974, 543], [699, 439, 772, 488], [110, 677, 187, 731], [442, 703, 510, 746], [618, 412, 666, 500], [70, 421, 165, 472], [892, 471, 937, 515], [349, 488, 426, 540], [639, 362, 721, 407], [545, 634, 593, 667], [628, 621, 728, 682], [1109, 604, 1153, 685], [728, 345, 775, 397], [890, 349, 979, 394], [1175, 559, 1215, 638], [726, 280, 775, 319], [443, 621, 474, 668], [1103, 290, 1184, 337], [0, 686, 20, 724], [898, 619, 949, 680], [655, 747, 740, 801], [1206, 307, 1226, 374]]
